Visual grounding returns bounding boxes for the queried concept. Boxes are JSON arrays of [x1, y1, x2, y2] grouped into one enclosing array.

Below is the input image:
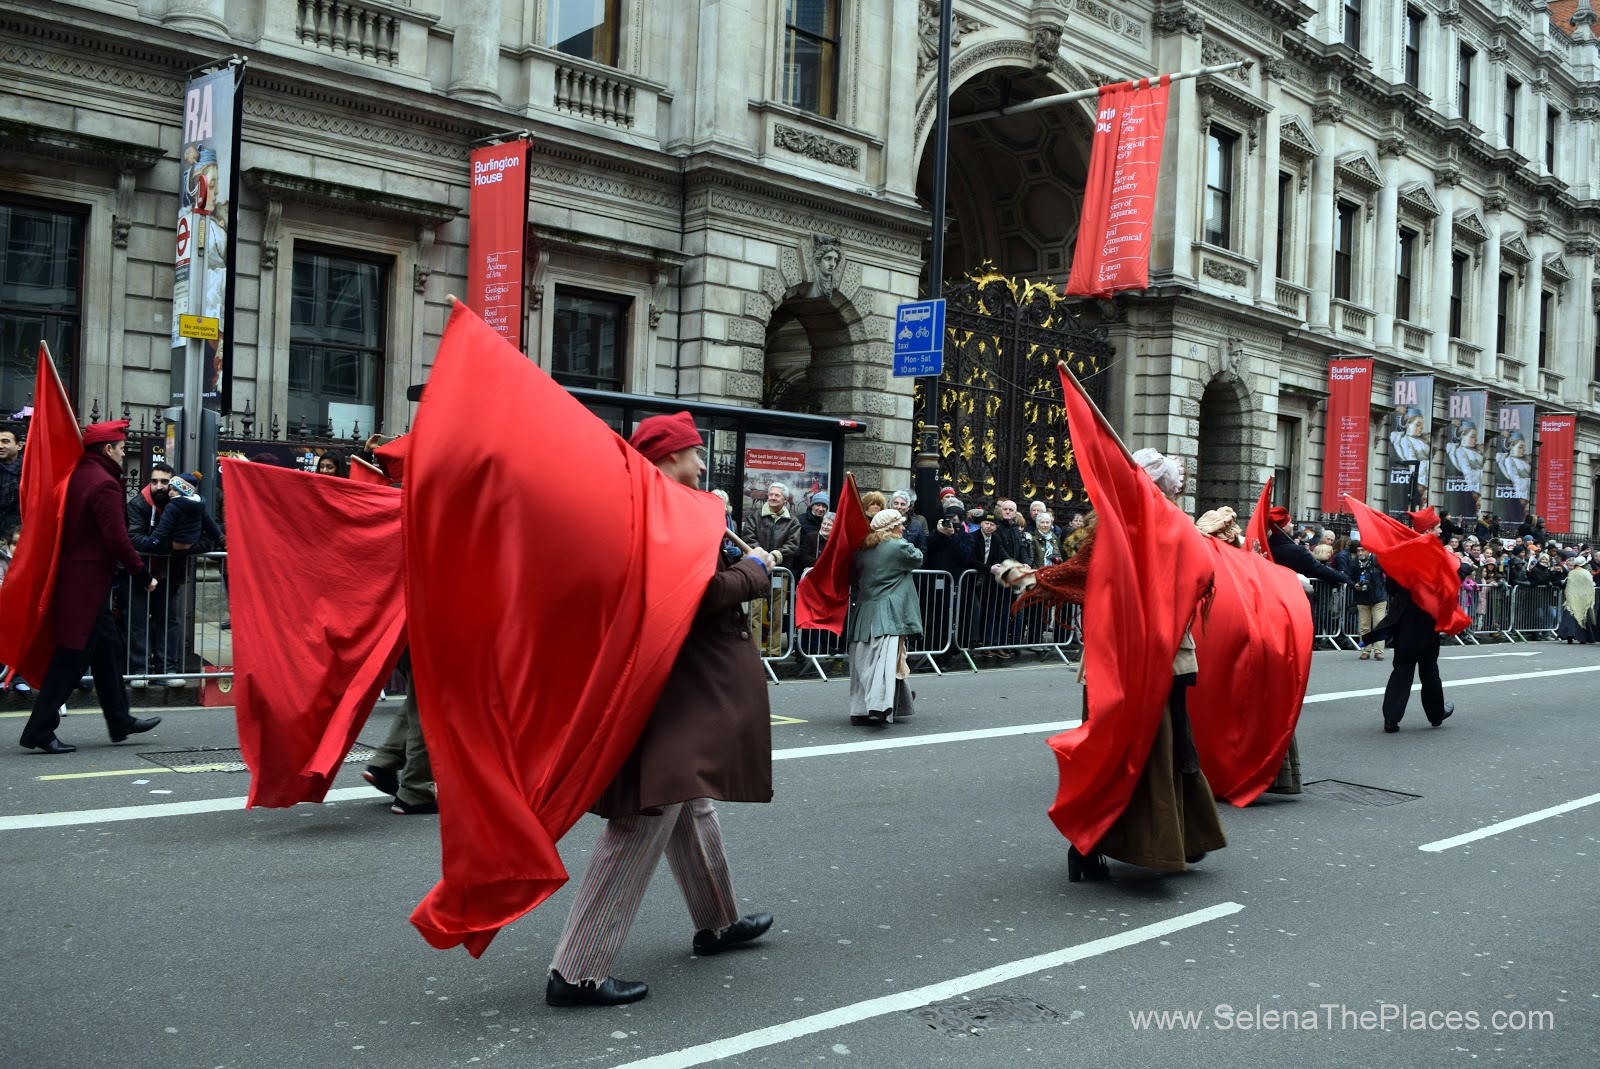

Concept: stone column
[[884, 0, 920, 199], [162, 0, 227, 35], [692, 0, 751, 150], [1521, 234, 1544, 380], [1439, 11, 1463, 120], [1430, 167, 1459, 366], [1478, 194, 1505, 378], [1256, 74, 1284, 307], [447, 0, 502, 105], [1307, 101, 1341, 331], [1562, 240, 1593, 399], [1373, 136, 1404, 350]]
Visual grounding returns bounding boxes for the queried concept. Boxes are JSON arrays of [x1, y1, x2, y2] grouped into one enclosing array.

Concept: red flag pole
[[1057, 358, 1135, 464]]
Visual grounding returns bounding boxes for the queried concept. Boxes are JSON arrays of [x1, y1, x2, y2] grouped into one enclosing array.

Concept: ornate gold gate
[[914, 267, 1112, 508]]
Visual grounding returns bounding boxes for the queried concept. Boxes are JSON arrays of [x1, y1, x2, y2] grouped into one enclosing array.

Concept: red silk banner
[[1538, 413, 1576, 531], [1064, 77, 1171, 298], [1321, 359, 1373, 512], [467, 139, 530, 349]]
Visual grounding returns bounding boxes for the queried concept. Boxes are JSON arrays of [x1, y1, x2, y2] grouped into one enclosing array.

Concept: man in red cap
[[545, 410, 776, 1007], [19, 421, 161, 753], [1367, 507, 1461, 732], [1265, 505, 1355, 589]]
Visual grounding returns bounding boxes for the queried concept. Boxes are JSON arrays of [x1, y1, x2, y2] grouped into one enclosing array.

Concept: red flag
[[1243, 476, 1274, 557], [1344, 495, 1469, 634], [222, 460, 407, 808], [0, 346, 82, 684], [348, 455, 391, 486], [1063, 78, 1171, 298], [405, 301, 725, 957], [1188, 538, 1314, 807], [794, 472, 870, 634], [1045, 366, 1215, 853]]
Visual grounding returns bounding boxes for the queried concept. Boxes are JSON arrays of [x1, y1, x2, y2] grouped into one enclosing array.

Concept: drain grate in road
[[1303, 779, 1421, 807], [910, 995, 1065, 1039], [139, 743, 378, 775]]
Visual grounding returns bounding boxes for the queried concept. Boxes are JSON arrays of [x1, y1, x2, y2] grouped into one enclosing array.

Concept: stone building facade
[[6, 0, 1600, 531]]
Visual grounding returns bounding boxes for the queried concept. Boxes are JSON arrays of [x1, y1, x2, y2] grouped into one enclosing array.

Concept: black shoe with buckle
[[109, 716, 161, 744], [545, 969, 648, 1007], [692, 912, 774, 956]]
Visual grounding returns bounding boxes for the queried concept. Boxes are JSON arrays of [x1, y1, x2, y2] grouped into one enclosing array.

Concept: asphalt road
[[2, 642, 1597, 1069]]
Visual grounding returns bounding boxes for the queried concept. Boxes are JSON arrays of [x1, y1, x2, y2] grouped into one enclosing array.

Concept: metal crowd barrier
[[752, 567, 796, 684], [790, 568, 961, 681], [1307, 579, 1354, 650], [1510, 583, 1562, 638], [953, 569, 1074, 669], [1471, 582, 1516, 641], [111, 551, 231, 689]]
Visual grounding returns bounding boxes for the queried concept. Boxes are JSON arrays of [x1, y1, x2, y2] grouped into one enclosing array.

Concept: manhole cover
[[139, 743, 379, 775], [1303, 779, 1420, 806], [910, 995, 1064, 1038]]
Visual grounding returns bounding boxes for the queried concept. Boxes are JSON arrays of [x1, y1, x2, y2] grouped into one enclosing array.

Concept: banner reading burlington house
[[1494, 403, 1535, 522], [467, 139, 531, 349], [171, 64, 243, 411], [1064, 77, 1170, 298], [1539, 413, 1577, 531], [1321, 359, 1372, 512], [1387, 374, 1434, 512], [1444, 389, 1487, 524]]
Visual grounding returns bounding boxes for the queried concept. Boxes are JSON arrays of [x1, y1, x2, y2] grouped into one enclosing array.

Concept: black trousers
[[21, 602, 134, 742], [1381, 623, 1445, 725]]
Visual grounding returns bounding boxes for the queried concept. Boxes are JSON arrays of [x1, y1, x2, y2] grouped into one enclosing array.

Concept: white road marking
[[0, 786, 374, 832], [1438, 651, 1542, 659], [773, 720, 1080, 760], [1301, 662, 1600, 704], [1418, 791, 1600, 853], [608, 902, 1245, 1069]]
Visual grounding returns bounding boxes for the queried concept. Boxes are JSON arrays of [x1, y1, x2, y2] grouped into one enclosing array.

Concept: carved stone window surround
[[1334, 150, 1385, 220], [1196, 75, 1272, 153], [749, 100, 884, 149]]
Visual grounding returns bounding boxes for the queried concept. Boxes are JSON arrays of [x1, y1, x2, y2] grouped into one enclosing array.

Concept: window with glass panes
[[1505, 78, 1519, 151], [1404, 8, 1423, 87], [1547, 108, 1559, 171], [1204, 128, 1237, 248], [1333, 200, 1357, 301], [782, 0, 840, 118], [1593, 310, 1600, 380], [1449, 251, 1468, 338], [548, 0, 622, 66], [1497, 272, 1513, 355], [0, 200, 84, 415], [1396, 227, 1417, 322], [1275, 172, 1292, 279], [1273, 417, 1299, 510], [289, 248, 388, 438], [1458, 45, 1475, 121], [1343, 0, 1362, 50], [1538, 291, 1552, 370], [552, 288, 629, 392]]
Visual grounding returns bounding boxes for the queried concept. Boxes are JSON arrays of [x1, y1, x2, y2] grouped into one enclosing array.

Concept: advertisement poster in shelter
[[1386, 374, 1434, 513], [743, 434, 832, 519]]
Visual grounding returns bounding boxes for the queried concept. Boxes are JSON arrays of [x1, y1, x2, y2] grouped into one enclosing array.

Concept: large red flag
[[222, 460, 407, 808], [1188, 538, 1314, 807], [1344, 495, 1469, 634], [0, 346, 82, 683], [1045, 366, 1215, 853], [1243, 476, 1274, 557], [405, 301, 725, 957], [794, 472, 869, 634]]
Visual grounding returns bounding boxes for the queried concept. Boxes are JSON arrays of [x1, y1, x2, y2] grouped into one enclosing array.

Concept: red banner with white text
[[1064, 78, 1170, 298], [468, 140, 531, 349], [1538, 413, 1576, 531], [1321, 358, 1373, 512]]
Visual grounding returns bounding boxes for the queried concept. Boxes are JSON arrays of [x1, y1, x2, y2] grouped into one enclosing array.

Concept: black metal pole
[[914, 0, 953, 527]]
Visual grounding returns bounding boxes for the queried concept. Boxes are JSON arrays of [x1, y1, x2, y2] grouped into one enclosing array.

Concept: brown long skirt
[[1094, 701, 1229, 872]]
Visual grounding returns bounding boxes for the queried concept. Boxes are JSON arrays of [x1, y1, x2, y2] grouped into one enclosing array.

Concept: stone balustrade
[[298, 0, 400, 66]]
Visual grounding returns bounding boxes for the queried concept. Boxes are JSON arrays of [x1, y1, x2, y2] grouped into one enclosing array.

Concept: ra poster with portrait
[[1443, 390, 1488, 525], [1387, 374, 1434, 513], [1493, 403, 1536, 523], [743, 434, 832, 516]]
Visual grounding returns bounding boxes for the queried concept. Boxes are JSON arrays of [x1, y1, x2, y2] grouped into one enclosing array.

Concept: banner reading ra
[[1320, 359, 1372, 512], [1064, 77, 1171, 298], [1493, 403, 1535, 522], [1539, 413, 1576, 531], [468, 139, 532, 349]]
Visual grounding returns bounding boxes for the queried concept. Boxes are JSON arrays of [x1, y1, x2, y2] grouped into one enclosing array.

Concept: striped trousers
[[549, 798, 740, 983]]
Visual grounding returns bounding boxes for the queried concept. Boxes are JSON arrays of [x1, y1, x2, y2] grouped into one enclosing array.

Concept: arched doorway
[[760, 288, 861, 419], [1196, 376, 1255, 517]]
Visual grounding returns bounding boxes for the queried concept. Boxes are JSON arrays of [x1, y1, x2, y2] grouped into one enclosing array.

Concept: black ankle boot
[[1067, 846, 1110, 883]]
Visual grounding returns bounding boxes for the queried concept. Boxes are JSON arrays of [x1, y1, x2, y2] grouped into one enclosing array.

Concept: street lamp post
[[913, 0, 953, 528]]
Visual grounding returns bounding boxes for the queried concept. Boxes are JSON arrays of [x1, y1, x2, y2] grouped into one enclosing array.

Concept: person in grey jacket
[[741, 482, 800, 569], [847, 508, 922, 726]]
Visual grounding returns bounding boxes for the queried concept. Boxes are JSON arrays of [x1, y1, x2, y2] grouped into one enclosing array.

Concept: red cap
[[1408, 507, 1440, 532], [628, 411, 702, 463], [82, 420, 129, 446], [1267, 506, 1291, 526], [939, 486, 957, 498]]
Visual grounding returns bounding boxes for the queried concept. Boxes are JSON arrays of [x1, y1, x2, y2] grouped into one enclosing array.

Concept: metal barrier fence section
[[1307, 580, 1353, 650], [1510, 584, 1562, 638], [953, 570, 1074, 668], [111, 552, 231, 690], [752, 568, 796, 683]]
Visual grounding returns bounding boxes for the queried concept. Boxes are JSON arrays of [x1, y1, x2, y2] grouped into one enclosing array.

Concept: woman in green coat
[[848, 508, 923, 725]]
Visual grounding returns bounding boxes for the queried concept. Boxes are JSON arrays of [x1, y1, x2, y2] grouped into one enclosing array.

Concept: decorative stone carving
[[259, 199, 283, 271], [1335, 151, 1385, 196], [649, 269, 668, 329], [1200, 38, 1250, 83], [112, 169, 136, 249], [1312, 101, 1345, 126], [1378, 135, 1407, 159], [1501, 234, 1533, 265], [1484, 192, 1510, 213], [1198, 77, 1270, 151], [527, 240, 549, 312], [1453, 208, 1491, 247], [413, 224, 435, 294], [1527, 210, 1552, 236], [812, 235, 844, 297], [1203, 258, 1248, 285], [1153, 2, 1204, 35], [772, 124, 860, 169], [1398, 182, 1441, 221], [917, 0, 987, 76], [1278, 114, 1322, 165], [1433, 165, 1462, 188], [1264, 56, 1288, 81], [1032, 24, 1064, 71]]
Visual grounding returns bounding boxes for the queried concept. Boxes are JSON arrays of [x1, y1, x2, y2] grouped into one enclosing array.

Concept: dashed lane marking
[[1418, 791, 1600, 852]]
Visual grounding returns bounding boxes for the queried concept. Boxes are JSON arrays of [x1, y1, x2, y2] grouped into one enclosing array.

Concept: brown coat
[[591, 551, 774, 818], [53, 452, 150, 649]]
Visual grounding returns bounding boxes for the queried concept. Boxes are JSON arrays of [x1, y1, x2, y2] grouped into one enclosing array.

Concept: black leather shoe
[[362, 765, 399, 796], [110, 716, 161, 744], [21, 734, 76, 754], [1068, 846, 1110, 882], [1428, 702, 1454, 727], [693, 912, 774, 956], [1383, 720, 1400, 733], [545, 969, 648, 1007]]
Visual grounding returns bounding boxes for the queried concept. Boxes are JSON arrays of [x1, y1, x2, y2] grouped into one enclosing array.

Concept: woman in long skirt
[[847, 508, 923, 725]]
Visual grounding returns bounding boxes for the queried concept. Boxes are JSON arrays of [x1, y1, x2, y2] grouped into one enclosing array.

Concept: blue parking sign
[[892, 299, 945, 377]]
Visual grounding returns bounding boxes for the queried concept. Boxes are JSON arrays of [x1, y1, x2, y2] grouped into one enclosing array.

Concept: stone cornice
[[243, 169, 458, 227], [0, 118, 164, 171]]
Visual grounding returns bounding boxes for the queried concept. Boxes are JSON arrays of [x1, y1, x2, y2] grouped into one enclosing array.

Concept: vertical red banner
[[1064, 78, 1171, 298], [468, 139, 531, 349], [1321, 358, 1373, 513], [1538, 413, 1576, 531]]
